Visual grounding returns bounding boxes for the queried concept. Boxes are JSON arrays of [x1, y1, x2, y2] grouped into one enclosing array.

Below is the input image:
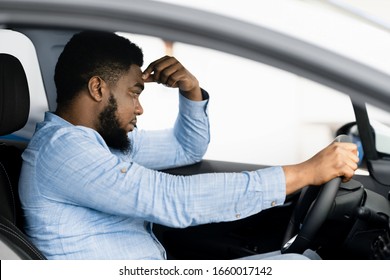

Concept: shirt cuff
[[254, 166, 286, 208], [179, 88, 209, 101], [178, 88, 209, 118]]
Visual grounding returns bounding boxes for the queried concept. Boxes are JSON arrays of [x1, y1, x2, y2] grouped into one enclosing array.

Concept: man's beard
[[97, 94, 131, 153]]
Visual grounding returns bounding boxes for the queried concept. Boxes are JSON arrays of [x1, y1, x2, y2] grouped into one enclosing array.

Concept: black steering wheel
[[281, 134, 352, 254]]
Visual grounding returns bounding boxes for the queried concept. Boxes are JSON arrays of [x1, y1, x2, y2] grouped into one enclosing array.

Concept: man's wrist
[[282, 162, 311, 195], [180, 87, 208, 101]]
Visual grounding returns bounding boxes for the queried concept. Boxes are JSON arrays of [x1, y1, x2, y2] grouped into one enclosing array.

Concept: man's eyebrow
[[133, 82, 144, 91]]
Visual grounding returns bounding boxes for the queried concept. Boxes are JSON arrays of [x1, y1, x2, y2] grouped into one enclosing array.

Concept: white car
[[0, 0, 389, 260]]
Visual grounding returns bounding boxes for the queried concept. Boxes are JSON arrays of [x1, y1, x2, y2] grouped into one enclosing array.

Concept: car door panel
[[156, 160, 297, 259]]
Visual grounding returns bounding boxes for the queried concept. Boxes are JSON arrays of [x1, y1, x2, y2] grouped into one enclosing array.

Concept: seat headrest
[[0, 54, 30, 136]]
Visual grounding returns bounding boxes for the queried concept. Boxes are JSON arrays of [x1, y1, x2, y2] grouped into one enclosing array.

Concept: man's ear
[[88, 76, 105, 102]]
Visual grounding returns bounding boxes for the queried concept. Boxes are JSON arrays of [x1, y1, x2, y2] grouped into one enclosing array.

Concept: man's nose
[[135, 101, 143, 115]]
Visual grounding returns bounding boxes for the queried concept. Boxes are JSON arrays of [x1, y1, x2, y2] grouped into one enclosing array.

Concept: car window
[[122, 33, 356, 166], [367, 104, 390, 156]]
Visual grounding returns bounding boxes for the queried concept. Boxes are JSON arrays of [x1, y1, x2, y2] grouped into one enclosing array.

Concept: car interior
[[1, 28, 390, 260]]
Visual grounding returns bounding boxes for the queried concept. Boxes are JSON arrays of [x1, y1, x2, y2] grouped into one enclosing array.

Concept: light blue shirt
[[19, 92, 286, 260]]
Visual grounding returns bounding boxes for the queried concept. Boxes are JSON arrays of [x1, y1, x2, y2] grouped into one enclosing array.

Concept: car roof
[[1, 0, 390, 112]]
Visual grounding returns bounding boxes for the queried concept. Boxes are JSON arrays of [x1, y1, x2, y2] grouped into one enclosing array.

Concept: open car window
[[123, 32, 356, 166]]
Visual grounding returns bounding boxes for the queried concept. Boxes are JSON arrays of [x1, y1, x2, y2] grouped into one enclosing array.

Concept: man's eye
[[132, 93, 141, 99]]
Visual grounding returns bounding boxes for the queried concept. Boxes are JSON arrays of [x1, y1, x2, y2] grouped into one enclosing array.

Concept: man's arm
[[283, 141, 359, 194], [128, 93, 209, 170], [142, 55, 203, 101], [127, 56, 210, 170]]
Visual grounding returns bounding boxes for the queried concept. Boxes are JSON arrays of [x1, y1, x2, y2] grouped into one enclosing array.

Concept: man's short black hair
[[55, 30, 144, 107]]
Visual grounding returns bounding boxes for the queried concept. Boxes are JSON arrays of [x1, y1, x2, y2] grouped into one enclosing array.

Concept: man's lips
[[129, 119, 137, 130]]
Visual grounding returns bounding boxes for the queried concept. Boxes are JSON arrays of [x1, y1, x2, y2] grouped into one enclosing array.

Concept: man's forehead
[[125, 65, 144, 86]]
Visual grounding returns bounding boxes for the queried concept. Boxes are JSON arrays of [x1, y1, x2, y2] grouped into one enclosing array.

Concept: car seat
[[0, 53, 46, 259]]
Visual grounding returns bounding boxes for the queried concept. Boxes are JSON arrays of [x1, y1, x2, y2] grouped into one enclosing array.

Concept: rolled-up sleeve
[[129, 89, 210, 170]]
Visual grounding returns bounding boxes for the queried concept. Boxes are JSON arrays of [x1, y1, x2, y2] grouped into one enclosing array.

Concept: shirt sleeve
[[126, 89, 210, 170], [37, 126, 286, 229]]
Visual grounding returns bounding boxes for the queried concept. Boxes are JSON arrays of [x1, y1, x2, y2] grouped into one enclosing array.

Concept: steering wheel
[[281, 134, 352, 254]]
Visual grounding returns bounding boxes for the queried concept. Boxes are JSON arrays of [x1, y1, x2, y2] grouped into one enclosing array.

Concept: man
[[19, 31, 358, 260]]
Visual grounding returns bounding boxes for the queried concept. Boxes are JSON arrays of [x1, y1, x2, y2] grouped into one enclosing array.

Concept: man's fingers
[[141, 55, 199, 97], [142, 60, 158, 80], [332, 142, 359, 163], [142, 56, 176, 83], [337, 143, 359, 182], [159, 64, 179, 86]]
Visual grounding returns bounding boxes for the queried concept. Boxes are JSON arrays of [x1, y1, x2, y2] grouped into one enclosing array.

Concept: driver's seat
[[0, 53, 46, 259]]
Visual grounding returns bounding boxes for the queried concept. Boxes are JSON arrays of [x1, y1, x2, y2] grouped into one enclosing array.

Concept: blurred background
[[123, 0, 390, 165]]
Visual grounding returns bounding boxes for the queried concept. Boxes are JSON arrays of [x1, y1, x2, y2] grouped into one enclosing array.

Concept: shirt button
[[120, 167, 127, 173], [235, 214, 241, 219], [271, 201, 276, 207]]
